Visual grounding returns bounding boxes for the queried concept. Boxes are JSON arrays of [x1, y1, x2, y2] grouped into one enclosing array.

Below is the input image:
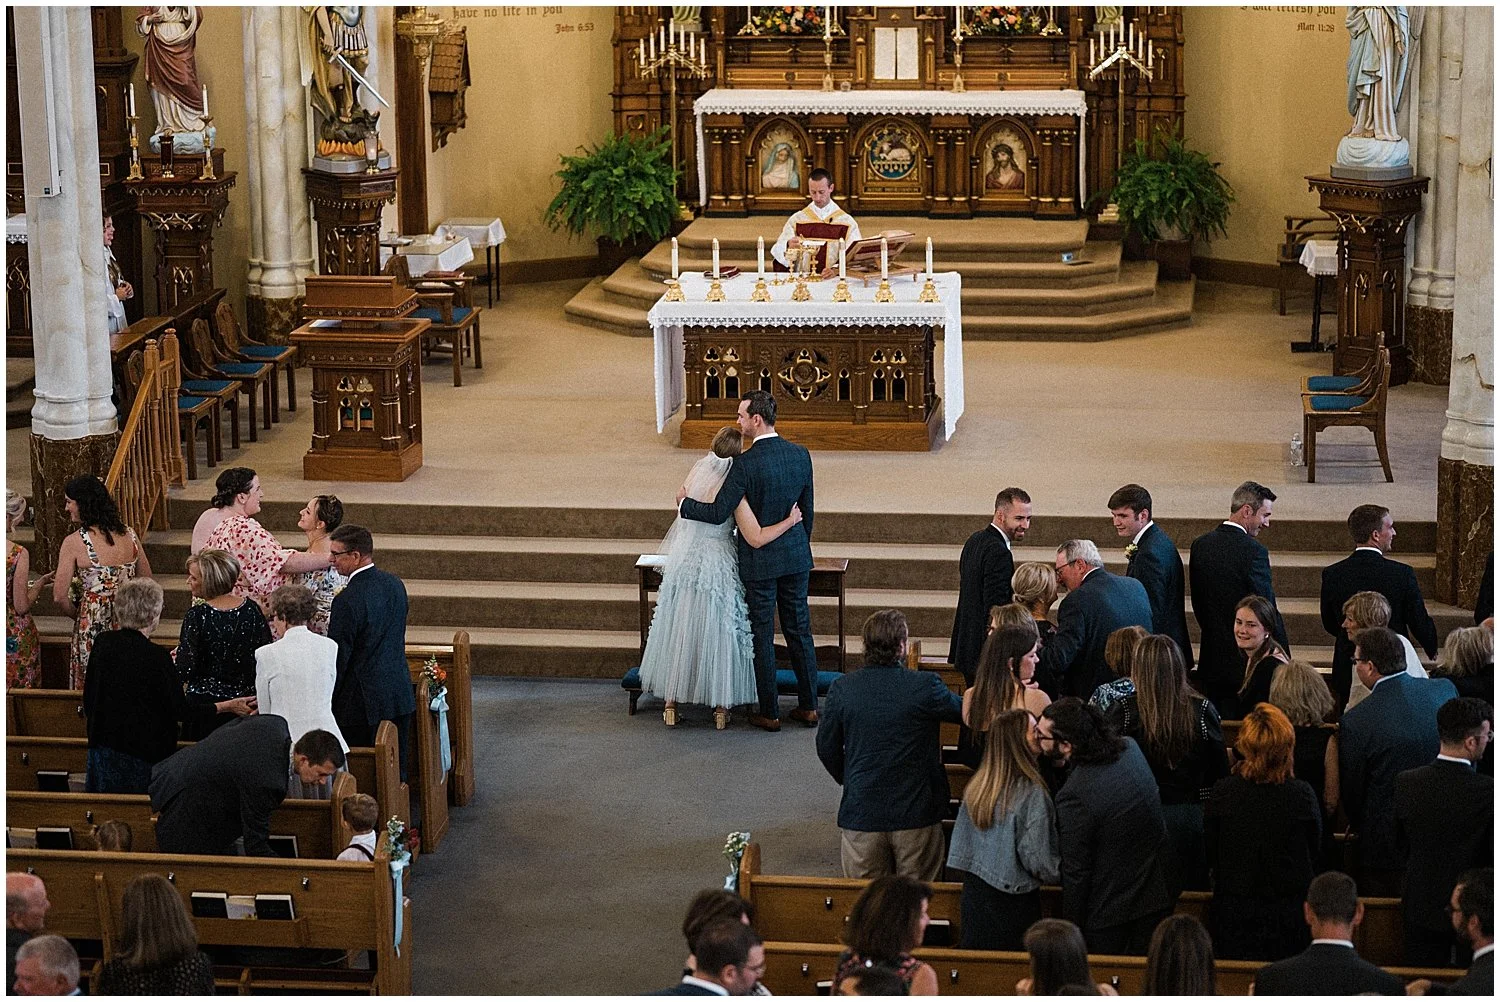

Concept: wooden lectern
[[289, 276, 431, 482]]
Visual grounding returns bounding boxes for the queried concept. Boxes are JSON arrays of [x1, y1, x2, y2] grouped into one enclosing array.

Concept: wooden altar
[[289, 276, 429, 482]]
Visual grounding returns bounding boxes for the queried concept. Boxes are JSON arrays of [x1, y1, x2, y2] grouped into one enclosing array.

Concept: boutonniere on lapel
[[1124, 543, 1139, 561]]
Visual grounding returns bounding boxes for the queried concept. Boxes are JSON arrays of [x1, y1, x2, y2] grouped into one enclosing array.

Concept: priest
[[770, 168, 862, 276]]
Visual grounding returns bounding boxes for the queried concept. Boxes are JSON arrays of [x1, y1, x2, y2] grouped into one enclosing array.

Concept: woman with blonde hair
[[948, 709, 1059, 949], [1089, 624, 1150, 713], [96, 873, 215, 994], [1341, 590, 1427, 710], [1268, 659, 1339, 817], [175, 549, 271, 739], [1204, 703, 1321, 960], [1433, 625, 1492, 702], [639, 426, 804, 730], [5, 491, 51, 688], [1010, 561, 1058, 653]]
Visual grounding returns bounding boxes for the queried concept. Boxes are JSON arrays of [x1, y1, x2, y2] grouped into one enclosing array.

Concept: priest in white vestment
[[770, 169, 862, 275]]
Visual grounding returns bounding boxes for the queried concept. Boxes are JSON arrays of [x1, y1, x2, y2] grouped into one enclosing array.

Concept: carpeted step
[[562, 277, 652, 336], [962, 278, 1195, 340]]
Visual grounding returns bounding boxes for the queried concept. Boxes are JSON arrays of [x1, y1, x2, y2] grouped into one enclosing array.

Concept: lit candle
[[839, 239, 846, 279], [127, 83, 136, 117], [1089, 37, 1095, 65], [926, 237, 933, 276], [712, 237, 720, 278], [880, 236, 888, 280], [757, 235, 765, 276], [201, 84, 208, 121], [671, 237, 679, 279]]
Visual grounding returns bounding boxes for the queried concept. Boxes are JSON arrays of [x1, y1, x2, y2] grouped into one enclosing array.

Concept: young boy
[[336, 793, 380, 861]]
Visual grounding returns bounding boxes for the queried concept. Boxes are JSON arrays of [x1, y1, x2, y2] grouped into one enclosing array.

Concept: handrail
[[104, 333, 184, 542]]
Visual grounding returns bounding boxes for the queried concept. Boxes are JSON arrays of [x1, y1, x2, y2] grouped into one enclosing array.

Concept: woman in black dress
[[1267, 658, 1339, 818], [175, 548, 272, 739], [1228, 595, 1288, 720], [1010, 562, 1059, 658], [1204, 702, 1322, 961]]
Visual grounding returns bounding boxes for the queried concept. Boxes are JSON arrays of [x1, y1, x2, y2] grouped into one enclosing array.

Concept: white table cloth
[[692, 88, 1089, 206], [396, 235, 474, 277], [1299, 238, 1338, 277], [438, 217, 506, 249], [6, 214, 27, 244], [648, 270, 964, 441]]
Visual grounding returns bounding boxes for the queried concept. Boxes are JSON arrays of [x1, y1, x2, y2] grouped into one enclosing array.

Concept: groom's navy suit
[[681, 432, 817, 719]]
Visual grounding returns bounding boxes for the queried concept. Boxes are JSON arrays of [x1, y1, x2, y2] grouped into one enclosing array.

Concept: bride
[[641, 427, 803, 730]]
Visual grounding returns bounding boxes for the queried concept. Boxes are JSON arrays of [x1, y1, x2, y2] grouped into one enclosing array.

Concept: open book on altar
[[845, 230, 920, 282]]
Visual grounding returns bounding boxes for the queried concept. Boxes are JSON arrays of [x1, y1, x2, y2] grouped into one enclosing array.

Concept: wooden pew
[[760, 941, 1460, 996], [6, 846, 411, 994], [6, 688, 87, 737], [739, 842, 1413, 968], [406, 631, 475, 807], [345, 720, 412, 841], [6, 773, 356, 859]]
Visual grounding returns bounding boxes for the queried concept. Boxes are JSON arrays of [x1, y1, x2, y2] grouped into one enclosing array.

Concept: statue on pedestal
[[300, 5, 390, 171], [1335, 6, 1414, 178], [136, 6, 215, 153]]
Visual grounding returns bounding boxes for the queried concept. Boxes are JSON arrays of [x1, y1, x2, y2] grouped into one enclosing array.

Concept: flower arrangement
[[722, 831, 751, 891], [422, 655, 447, 702], [384, 815, 419, 862], [750, 6, 826, 36], [965, 6, 1042, 35]]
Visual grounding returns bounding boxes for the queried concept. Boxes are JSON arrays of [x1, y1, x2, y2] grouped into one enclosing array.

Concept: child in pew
[[92, 820, 133, 852], [337, 794, 380, 861]]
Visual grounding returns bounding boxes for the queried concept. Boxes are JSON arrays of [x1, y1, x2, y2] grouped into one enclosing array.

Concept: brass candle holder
[[663, 278, 684, 302], [875, 278, 895, 303], [951, 24, 967, 94], [918, 277, 940, 302], [125, 115, 144, 181], [750, 276, 771, 302], [706, 278, 726, 302], [791, 276, 812, 302], [832, 277, 852, 302], [199, 116, 215, 180], [159, 128, 176, 179]]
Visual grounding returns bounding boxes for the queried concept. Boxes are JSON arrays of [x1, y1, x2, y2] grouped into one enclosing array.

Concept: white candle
[[955, 5, 963, 40], [1089, 37, 1095, 65], [649, 32, 656, 59], [1128, 21, 1134, 49], [926, 237, 933, 276], [839, 239, 846, 279], [1147, 38, 1153, 65], [880, 236, 888, 280], [671, 237, 679, 278], [712, 238, 720, 278], [201, 84, 208, 121], [824, 6, 832, 42], [757, 235, 765, 276], [127, 83, 136, 117]]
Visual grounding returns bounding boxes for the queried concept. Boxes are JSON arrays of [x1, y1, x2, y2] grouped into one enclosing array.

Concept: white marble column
[[242, 6, 314, 342]]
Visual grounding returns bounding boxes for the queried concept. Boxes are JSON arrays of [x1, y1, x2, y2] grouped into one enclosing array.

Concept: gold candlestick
[[951, 24, 967, 94], [706, 278, 726, 302], [791, 276, 812, 301], [918, 277, 940, 302], [875, 278, 895, 302], [832, 277, 852, 302], [750, 277, 771, 302], [125, 115, 144, 181], [663, 278, 684, 302], [822, 34, 835, 92], [199, 116, 215, 180]]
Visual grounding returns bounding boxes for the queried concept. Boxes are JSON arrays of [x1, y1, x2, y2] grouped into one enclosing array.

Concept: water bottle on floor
[[1289, 432, 1304, 468]]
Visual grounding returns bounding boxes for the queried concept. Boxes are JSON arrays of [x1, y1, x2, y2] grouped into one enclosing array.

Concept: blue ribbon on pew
[[390, 856, 410, 956], [430, 688, 452, 779]]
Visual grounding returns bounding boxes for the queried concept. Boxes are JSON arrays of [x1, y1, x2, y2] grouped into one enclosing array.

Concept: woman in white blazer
[[256, 584, 347, 756]]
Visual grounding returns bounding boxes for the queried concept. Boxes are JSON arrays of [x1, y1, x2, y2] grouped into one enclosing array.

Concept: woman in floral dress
[[194, 468, 333, 615], [293, 494, 346, 635], [6, 491, 52, 688], [52, 476, 152, 689]]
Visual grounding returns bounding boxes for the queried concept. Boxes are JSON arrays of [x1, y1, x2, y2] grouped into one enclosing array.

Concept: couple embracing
[[639, 391, 820, 732]]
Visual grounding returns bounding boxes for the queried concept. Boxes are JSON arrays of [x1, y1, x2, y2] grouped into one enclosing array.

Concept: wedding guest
[[1037, 539, 1153, 701], [194, 468, 333, 613], [1341, 589, 1428, 711], [966, 623, 1050, 731], [84, 578, 253, 793], [1204, 703, 1321, 960], [836, 965, 907, 996], [1089, 625, 1149, 713], [336, 794, 380, 862], [176, 549, 271, 739], [95, 874, 214, 995], [947, 709, 1059, 950], [1011, 562, 1059, 653], [1226, 594, 1289, 720], [1434, 625, 1493, 703], [292, 494, 346, 635], [829, 876, 938, 996], [1142, 914, 1216, 996], [5, 491, 50, 689], [6, 873, 49, 989], [950, 487, 1031, 683], [677, 890, 769, 995], [1109, 484, 1193, 669], [1250, 871, 1404, 995], [651, 920, 764, 996], [11, 936, 77, 997], [1406, 868, 1494, 996], [1015, 919, 1117, 996], [1268, 659, 1341, 819], [256, 584, 346, 751], [92, 820, 133, 852], [52, 474, 151, 689]]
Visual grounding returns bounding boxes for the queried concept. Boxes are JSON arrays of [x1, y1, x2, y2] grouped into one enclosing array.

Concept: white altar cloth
[[380, 235, 475, 276], [648, 270, 964, 441], [1299, 238, 1338, 277], [692, 88, 1089, 206]]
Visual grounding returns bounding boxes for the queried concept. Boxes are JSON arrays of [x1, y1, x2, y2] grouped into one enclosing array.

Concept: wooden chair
[[1278, 214, 1340, 315], [385, 255, 482, 386], [1304, 347, 1393, 483], [167, 325, 241, 453], [213, 300, 297, 416], [1301, 331, 1386, 397], [187, 318, 272, 441], [124, 348, 218, 481]]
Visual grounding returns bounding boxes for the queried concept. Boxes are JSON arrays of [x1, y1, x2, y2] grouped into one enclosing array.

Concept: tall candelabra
[[950, 11, 967, 94], [1087, 15, 1156, 223], [637, 20, 709, 215]]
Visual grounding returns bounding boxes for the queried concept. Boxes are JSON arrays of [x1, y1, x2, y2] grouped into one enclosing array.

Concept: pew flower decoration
[[750, 6, 825, 36], [422, 656, 447, 702], [383, 816, 415, 956], [966, 6, 1042, 35], [722, 830, 751, 892], [424, 656, 453, 779]]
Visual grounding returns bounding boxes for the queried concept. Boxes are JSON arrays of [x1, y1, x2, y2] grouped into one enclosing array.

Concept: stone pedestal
[[28, 433, 119, 572], [1307, 174, 1429, 387], [124, 152, 236, 313], [304, 168, 398, 276]]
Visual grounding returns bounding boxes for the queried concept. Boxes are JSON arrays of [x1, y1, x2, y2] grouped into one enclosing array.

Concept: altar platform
[[566, 215, 1193, 340]]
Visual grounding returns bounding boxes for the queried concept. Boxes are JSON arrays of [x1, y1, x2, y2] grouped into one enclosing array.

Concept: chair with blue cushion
[[1300, 332, 1384, 397], [188, 318, 272, 441], [125, 348, 218, 481], [170, 324, 240, 453], [387, 255, 481, 386], [214, 300, 297, 416], [1303, 346, 1391, 483]]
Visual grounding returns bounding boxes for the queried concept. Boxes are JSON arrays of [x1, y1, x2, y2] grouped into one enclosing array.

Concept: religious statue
[[1335, 6, 1413, 175], [985, 143, 1025, 191], [135, 6, 212, 152], [301, 5, 382, 157]]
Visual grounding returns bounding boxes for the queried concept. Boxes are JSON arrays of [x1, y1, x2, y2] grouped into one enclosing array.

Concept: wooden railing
[[103, 334, 183, 541]]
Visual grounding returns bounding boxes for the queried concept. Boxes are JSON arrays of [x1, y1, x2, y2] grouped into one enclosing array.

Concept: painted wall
[[1182, 5, 1351, 266]]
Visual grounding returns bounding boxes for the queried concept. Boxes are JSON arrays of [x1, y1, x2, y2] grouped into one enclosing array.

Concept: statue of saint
[[135, 7, 206, 138], [1345, 6, 1410, 143], [303, 5, 372, 145]]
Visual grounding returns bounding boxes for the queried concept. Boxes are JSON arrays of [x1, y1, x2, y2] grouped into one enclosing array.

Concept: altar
[[649, 271, 963, 452]]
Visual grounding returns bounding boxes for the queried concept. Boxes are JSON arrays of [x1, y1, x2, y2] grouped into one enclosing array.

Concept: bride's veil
[[658, 453, 734, 565]]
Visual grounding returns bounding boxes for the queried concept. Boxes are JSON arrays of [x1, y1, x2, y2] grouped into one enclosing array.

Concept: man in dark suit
[[1339, 627, 1459, 896], [1321, 503, 1440, 713], [1414, 869, 1494, 996], [328, 523, 416, 777], [1395, 697, 1494, 966], [5, 874, 48, 993], [149, 716, 344, 857], [1108, 484, 1192, 669], [1036, 539, 1153, 700], [680, 391, 817, 732], [1252, 871, 1405, 995], [816, 610, 963, 882], [1189, 481, 1290, 714], [1039, 698, 1169, 954], [650, 920, 764, 995], [949, 486, 1031, 684]]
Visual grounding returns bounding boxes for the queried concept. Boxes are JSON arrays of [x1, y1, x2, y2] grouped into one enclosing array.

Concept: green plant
[[1109, 132, 1236, 244], [544, 128, 679, 245]]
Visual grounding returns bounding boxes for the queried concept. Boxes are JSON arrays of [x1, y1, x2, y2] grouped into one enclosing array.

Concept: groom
[[679, 390, 818, 732]]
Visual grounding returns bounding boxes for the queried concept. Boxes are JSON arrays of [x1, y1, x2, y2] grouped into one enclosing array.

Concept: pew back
[[406, 631, 474, 807], [6, 689, 86, 737]]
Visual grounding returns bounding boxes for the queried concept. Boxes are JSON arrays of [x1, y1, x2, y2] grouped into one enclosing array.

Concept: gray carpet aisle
[[412, 678, 844, 995]]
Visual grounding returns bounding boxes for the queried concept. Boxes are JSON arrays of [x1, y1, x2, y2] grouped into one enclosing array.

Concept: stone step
[[960, 261, 1159, 317], [669, 215, 1092, 259], [962, 278, 1195, 340]]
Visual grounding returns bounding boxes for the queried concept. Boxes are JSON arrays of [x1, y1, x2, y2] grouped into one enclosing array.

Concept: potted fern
[[545, 128, 680, 275], [1109, 132, 1235, 280]]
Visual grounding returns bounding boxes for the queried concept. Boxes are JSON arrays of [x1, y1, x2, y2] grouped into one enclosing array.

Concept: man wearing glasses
[[1034, 539, 1153, 700]]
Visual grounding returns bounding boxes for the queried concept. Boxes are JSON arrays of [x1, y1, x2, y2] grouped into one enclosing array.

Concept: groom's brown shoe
[[788, 708, 819, 727], [748, 714, 782, 732]]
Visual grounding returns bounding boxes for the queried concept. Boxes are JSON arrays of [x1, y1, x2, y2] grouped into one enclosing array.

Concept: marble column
[[13, 7, 120, 570], [242, 6, 314, 344], [1435, 7, 1493, 608], [1404, 8, 1463, 385]]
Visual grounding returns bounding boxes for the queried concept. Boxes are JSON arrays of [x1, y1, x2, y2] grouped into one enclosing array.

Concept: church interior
[[2, 5, 1494, 996]]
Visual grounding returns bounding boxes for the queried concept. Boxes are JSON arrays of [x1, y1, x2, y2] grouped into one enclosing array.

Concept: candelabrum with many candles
[[1087, 16, 1155, 223], [636, 20, 709, 217]]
